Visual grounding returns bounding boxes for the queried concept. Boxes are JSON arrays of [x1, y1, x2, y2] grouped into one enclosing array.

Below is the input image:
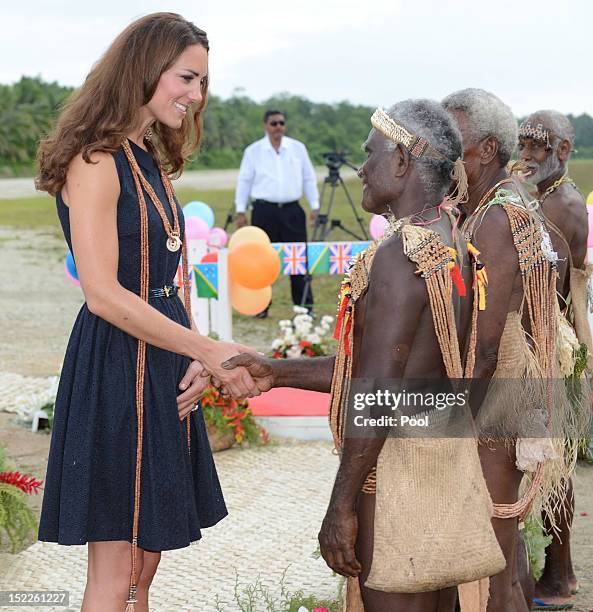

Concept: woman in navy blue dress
[[35, 13, 260, 612]]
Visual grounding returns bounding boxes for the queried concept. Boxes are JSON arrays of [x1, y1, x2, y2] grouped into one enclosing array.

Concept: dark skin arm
[[318, 238, 425, 577], [541, 189, 587, 297], [468, 206, 520, 410], [222, 354, 335, 393]]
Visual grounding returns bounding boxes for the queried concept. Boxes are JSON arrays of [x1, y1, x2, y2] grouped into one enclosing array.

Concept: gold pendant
[[166, 235, 181, 252]]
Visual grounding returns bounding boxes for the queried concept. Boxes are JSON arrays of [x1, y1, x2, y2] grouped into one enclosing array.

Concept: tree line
[[1, 76, 592, 176]]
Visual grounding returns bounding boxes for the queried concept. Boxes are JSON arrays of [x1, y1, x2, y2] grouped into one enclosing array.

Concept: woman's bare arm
[[64, 151, 258, 397]]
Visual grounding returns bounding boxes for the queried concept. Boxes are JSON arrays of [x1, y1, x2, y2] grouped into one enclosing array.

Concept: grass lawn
[[566, 159, 593, 197], [0, 181, 366, 234], [1, 160, 590, 229]]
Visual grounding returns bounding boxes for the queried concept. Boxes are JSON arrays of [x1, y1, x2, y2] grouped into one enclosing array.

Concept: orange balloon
[[228, 242, 280, 289], [228, 225, 271, 250], [230, 282, 272, 315]]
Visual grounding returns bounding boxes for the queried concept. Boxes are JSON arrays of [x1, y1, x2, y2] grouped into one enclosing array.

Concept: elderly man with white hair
[[518, 110, 589, 611], [518, 110, 585, 290], [224, 98, 503, 612], [443, 90, 581, 612]]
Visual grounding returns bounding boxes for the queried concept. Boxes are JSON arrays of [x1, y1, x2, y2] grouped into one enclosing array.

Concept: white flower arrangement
[[0, 373, 58, 420], [270, 306, 335, 359]]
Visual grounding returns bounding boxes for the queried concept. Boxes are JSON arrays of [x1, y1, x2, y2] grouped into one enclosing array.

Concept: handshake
[[176, 345, 275, 421]]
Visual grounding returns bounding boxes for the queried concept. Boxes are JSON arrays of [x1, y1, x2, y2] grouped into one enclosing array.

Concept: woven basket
[[365, 437, 505, 592]]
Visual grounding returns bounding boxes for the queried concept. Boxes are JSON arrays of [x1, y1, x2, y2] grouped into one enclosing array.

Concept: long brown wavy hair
[[36, 12, 209, 196]]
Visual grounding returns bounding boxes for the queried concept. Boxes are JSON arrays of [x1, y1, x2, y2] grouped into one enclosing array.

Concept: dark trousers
[[251, 200, 313, 307]]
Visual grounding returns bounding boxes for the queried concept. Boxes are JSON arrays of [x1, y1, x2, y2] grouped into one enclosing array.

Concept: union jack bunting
[[329, 243, 353, 274], [282, 243, 307, 275]]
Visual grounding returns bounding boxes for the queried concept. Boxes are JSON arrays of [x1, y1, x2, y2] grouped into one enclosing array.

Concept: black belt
[[148, 285, 179, 298], [253, 199, 299, 208]]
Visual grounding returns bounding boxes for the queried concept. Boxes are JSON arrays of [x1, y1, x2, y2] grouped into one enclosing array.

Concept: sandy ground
[[0, 224, 592, 610], [0, 226, 279, 377], [0, 227, 83, 377]]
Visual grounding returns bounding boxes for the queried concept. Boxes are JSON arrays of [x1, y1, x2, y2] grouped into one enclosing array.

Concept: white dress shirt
[[234, 135, 320, 213]]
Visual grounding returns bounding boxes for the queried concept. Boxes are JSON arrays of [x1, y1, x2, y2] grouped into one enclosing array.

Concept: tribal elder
[[443, 89, 578, 612], [518, 110, 591, 609], [223, 99, 506, 612], [519, 111, 587, 299]]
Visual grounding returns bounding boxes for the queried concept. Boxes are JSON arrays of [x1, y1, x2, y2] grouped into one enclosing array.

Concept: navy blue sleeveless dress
[[39, 140, 227, 551]]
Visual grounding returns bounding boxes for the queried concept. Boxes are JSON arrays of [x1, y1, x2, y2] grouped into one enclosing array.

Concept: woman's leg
[[82, 541, 144, 612], [136, 550, 162, 612]]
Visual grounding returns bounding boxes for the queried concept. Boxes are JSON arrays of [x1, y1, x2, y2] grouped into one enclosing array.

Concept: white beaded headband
[[518, 121, 552, 149], [370, 107, 468, 205], [371, 108, 433, 158]]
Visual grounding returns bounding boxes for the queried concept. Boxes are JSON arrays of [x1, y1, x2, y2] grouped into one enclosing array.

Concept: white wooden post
[[209, 248, 233, 340], [186, 238, 209, 333], [185, 239, 233, 340]]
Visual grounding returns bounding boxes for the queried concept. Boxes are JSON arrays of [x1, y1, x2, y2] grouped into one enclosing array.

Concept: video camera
[[322, 151, 349, 171]]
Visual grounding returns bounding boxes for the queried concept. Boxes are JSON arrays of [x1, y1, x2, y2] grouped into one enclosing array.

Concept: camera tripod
[[311, 153, 368, 242], [300, 153, 369, 307]]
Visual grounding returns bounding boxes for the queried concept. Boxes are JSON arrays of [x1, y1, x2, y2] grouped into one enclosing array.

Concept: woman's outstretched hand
[[221, 353, 274, 395], [200, 340, 261, 399]]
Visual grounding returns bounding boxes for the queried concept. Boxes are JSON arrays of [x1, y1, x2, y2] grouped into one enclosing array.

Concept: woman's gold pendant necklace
[[166, 235, 182, 252], [122, 139, 182, 253]]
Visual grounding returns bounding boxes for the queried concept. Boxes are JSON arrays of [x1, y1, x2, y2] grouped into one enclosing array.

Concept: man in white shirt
[[235, 110, 320, 316]]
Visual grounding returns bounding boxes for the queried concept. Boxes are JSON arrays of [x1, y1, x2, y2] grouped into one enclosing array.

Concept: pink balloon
[[369, 214, 389, 240], [587, 206, 593, 248], [208, 227, 228, 248], [64, 262, 81, 287], [185, 216, 210, 240]]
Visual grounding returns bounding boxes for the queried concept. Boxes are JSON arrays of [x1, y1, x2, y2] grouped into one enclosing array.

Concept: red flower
[[201, 383, 256, 444], [299, 340, 312, 348], [0, 471, 43, 495]]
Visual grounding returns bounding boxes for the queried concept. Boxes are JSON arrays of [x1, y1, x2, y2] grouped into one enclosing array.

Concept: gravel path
[[0, 226, 277, 377], [0, 227, 82, 377], [0, 429, 343, 611]]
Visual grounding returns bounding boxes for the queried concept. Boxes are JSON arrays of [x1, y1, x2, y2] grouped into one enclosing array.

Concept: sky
[[1, 0, 590, 118]]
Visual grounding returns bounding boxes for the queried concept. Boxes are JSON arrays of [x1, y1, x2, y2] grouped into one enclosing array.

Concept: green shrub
[[0, 445, 40, 552]]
